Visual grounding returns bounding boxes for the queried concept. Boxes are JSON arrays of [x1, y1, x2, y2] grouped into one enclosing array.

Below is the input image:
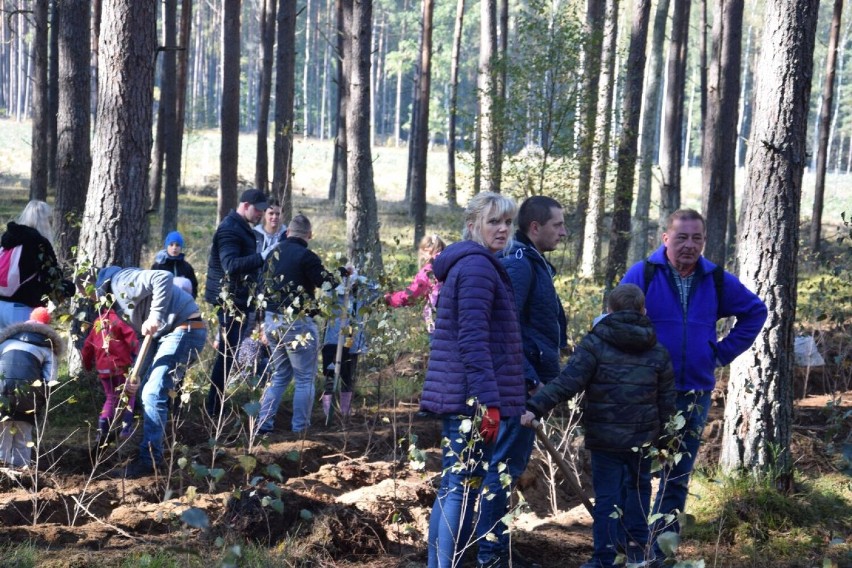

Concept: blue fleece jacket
[[621, 245, 767, 392]]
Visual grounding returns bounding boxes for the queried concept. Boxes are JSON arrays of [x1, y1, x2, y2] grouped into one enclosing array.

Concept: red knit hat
[[29, 307, 51, 325]]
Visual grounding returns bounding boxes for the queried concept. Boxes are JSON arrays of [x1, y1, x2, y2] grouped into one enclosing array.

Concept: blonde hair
[[18, 200, 55, 244], [462, 192, 516, 250], [418, 234, 446, 267]]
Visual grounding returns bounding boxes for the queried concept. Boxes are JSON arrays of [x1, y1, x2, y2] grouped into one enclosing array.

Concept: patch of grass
[[0, 541, 38, 568], [683, 469, 852, 566]]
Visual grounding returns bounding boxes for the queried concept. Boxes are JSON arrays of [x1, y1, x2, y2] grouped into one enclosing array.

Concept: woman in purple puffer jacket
[[421, 192, 526, 568]]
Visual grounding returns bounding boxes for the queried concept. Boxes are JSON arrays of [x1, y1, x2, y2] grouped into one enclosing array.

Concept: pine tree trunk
[[446, 0, 465, 209], [570, 0, 604, 268], [47, 0, 59, 189], [658, 0, 691, 226], [255, 0, 277, 193], [329, 0, 350, 217], [721, 0, 819, 487], [162, 0, 192, 239], [30, 0, 49, 201], [55, 0, 92, 264], [155, 0, 178, 233], [78, 0, 156, 267], [701, 0, 744, 268], [580, 0, 619, 280], [810, 0, 844, 254], [409, 0, 434, 247], [628, 0, 669, 265], [475, 0, 496, 192], [346, 0, 383, 274], [219, 0, 240, 221], [604, 0, 651, 292], [273, 0, 296, 222]]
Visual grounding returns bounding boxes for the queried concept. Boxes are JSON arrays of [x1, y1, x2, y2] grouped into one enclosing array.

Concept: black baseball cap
[[240, 189, 269, 211]]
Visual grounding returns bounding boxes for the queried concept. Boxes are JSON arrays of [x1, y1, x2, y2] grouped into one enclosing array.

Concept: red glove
[[479, 407, 501, 445]]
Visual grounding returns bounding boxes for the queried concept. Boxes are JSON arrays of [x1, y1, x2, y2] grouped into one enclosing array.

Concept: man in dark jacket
[[205, 188, 275, 415], [521, 283, 676, 568], [256, 214, 340, 433], [620, 208, 767, 556], [477, 196, 567, 568]]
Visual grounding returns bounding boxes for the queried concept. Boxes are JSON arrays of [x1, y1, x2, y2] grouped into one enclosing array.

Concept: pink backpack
[[0, 245, 35, 296]]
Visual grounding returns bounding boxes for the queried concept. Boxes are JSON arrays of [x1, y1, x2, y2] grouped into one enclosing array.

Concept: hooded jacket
[[420, 240, 525, 417], [499, 231, 567, 386], [205, 210, 265, 311], [0, 222, 65, 307], [0, 320, 64, 423], [620, 245, 767, 392], [526, 310, 675, 452], [152, 251, 199, 299], [82, 309, 140, 378], [98, 267, 200, 337], [263, 236, 338, 316]]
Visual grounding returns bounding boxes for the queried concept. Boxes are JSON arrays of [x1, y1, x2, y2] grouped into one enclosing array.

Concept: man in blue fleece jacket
[[621, 208, 767, 554]]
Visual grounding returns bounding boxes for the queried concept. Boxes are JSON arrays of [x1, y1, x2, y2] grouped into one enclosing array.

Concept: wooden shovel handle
[[127, 334, 154, 387]]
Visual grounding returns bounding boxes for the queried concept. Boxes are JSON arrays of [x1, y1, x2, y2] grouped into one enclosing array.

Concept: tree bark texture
[[721, 0, 819, 482], [219, 0, 240, 221], [409, 0, 434, 247], [78, 0, 156, 268], [658, 0, 691, 226], [47, 0, 59, 188], [629, 0, 669, 265], [701, 0, 744, 268], [55, 0, 92, 264], [570, 0, 604, 268], [329, 0, 350, 217], [30, 0, 49, 201], [475, 0, 497, 192], [151, 0, 178, 228], [604, 0, 651, 292], [162, 0, 193, 239], [255, 0, 277, 193], [810, 0, 844, 254], [580, 0, 619, 280], [346, 0, 383, 274], [273, 0, 296, 223], [446, 0, 465, 209]]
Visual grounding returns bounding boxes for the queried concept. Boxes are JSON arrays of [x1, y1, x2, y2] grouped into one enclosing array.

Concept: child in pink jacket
[[385, 234, 445, 333], [82, 309, 139, 442]]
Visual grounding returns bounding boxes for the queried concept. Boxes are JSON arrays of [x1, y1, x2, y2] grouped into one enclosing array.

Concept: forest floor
[[0, 351, 849, 568]]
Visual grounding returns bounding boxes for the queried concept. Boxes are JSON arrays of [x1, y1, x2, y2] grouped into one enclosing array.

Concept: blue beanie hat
[[165, 231, 185, 249]]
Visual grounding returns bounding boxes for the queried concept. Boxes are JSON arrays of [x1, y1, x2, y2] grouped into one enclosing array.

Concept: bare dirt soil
[[0, 376, 849, 567]]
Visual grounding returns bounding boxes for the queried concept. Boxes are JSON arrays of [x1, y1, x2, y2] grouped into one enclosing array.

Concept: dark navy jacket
[[420, 240, 526, 417], [621, 245, 767, 392], [205, 210, 265, 311], [500, 231, 567, 386], [152, 251, 199, 299], [263, 236, 336, 316]]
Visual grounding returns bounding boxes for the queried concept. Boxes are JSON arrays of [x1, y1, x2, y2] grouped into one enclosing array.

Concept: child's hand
[[520, 411, 536, 428], [124, 381, 139, 396]]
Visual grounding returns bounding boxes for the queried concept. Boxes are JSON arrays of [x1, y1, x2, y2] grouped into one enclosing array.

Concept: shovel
[[124, 334, 154, 397], [531, 418, 594, 515], [327, 275, 351, 426]]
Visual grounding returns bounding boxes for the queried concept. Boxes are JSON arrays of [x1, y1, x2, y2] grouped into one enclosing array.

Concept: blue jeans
[[589, 449, 653, 565], [257, 315, 319, 433], [138, 325, 207, 467], [207, 310, 248, 415], [652, 390, 712, 543], [476, 415, 536, 563], [0, 300, 32, 329], [428, 416, 493, 568]]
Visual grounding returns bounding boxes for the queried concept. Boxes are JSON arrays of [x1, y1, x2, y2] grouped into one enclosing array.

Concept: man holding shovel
[[86, 267, 207, 479]]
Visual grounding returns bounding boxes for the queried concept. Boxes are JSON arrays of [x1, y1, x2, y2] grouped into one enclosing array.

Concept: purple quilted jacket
[[420, 240, 526, 417]]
